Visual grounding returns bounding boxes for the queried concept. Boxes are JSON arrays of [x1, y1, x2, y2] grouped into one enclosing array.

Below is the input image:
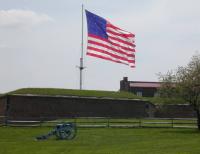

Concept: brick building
[[120, 77, 161, 97]]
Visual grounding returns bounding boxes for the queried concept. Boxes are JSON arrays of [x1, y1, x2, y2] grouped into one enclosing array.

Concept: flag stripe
[[107, 31, 135, 45], [87, 52, 129, 65], [107, 27, 135, 43], [107, 23, 135, 36], [87, 49, 135, 65], [87, 47, 135, 65], [87, 47, 135, 63], [87, 52, 135, 68], [88, 34, 135, 52], [87, 45, 135, 63], [107, 29, 134, 38], [106, 28, 135, 43], [88, 39, 135, 57], [108, 35, 135, 47]]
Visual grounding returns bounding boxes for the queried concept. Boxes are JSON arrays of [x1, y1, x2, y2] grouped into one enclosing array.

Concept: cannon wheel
[[56, 124, 77, 140]]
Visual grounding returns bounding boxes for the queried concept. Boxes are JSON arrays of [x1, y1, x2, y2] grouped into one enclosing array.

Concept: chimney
[[123, 77, 128, 82], [120, 77, 130, 91]]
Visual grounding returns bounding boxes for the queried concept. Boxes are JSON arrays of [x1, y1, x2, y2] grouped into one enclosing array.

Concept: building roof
[[129, 81, 161, 88]]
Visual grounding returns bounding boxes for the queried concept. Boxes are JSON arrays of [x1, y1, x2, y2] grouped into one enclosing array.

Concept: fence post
[[74, 117, 77, 126], [171, 118, 174, 128], [39, 116, 43, 127], [139, 118, 142, 128], [4, 116, 8, 126], [107, 117, 110, 128]]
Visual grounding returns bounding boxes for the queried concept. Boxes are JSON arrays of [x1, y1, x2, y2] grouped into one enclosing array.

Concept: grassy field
[[0, 127, 200, 154]]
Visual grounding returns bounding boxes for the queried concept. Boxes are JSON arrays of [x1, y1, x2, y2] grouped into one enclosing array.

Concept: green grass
[[8, 88, 187, 104], [148, 96, 186, 104], [0, 127, 199, 154], [9, 88, 141, 100]]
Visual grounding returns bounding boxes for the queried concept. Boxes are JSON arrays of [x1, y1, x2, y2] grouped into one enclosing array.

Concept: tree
[[176, 53, 200, 130], [157, 71, 178, 98], [159, 53, 200, 130]]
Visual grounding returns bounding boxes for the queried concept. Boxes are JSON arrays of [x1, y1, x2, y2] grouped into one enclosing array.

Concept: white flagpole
[[79, 4, 85, 90]]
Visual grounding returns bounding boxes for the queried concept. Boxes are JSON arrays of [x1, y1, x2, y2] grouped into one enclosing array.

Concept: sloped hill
[[8, 88, 186, 104], [9, 88, 140, 100]]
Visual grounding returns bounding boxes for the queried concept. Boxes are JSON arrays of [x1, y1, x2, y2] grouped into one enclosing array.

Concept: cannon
[[36, 122, 77, 140]]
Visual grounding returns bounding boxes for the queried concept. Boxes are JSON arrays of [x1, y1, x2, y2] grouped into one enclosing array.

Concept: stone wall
[[154, 104, 196, 118], [5, 95, 153, 120], [0, 96, 7, 123], [1, 94, 197, 120], [0, 96, 6, 116]]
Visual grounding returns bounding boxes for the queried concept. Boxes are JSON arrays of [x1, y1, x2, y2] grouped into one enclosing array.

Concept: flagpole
[[79, 4, 84, 90]]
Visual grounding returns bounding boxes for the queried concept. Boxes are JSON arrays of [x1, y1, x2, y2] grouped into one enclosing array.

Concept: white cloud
[[0, 9, 53, 28]]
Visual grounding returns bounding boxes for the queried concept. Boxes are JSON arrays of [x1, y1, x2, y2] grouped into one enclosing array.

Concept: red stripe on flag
[[88, 34, 135, 52], [108, 35, 135, 47], [106, 29, 134, 38], [87, 52, 129, 65], [106, 23, 135, 37], [87, 46, 135, 63], [88, 40, 135, 57], [107, 24, 135, 37]]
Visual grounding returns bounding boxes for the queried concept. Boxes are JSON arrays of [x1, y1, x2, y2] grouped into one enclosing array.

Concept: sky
[[0, 0, 200, 93]]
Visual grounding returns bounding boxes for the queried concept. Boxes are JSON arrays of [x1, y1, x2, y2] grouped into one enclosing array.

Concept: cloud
[[0, 9, 53, 28]]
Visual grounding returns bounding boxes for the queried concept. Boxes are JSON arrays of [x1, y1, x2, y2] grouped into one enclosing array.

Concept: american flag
[[85, 10, 136, 68]]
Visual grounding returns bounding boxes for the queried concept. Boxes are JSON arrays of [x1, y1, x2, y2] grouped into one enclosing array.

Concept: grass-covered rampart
[[5, 88, 186, 105], [9, 88, 140, 99]]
